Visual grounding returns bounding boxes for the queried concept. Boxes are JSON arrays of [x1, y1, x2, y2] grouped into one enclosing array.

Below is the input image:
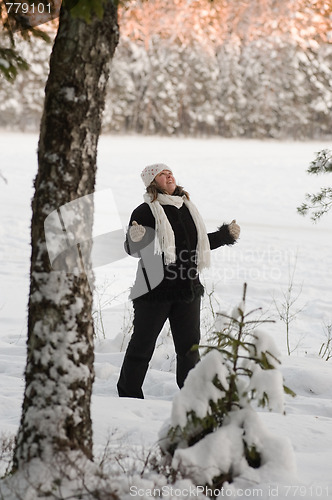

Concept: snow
[[167, 349, 229, 429], [1, 133, 332, 498], [249, 366, 285, 413], [172, 418, 247, 485], [0, 58, 10, 69], [170, 408, 297, 488]]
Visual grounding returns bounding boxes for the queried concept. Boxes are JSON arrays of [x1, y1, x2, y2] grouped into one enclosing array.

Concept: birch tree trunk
[[13, 0, 119, 470]]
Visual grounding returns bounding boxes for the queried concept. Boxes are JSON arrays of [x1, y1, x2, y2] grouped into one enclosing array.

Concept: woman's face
[[155, 170, 177, 195]]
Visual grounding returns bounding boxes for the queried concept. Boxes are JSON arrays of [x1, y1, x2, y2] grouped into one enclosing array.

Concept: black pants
[[117, 297, 201, 398]]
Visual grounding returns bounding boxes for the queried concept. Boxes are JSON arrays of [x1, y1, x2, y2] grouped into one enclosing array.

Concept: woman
[[117, 163, 240, 398]]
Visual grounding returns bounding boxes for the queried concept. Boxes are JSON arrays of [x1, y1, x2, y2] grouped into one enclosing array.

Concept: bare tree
[[273, 256, 305, 355]]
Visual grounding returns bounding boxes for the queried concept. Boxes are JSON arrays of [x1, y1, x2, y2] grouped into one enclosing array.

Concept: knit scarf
[[143, 192, 211, 272]]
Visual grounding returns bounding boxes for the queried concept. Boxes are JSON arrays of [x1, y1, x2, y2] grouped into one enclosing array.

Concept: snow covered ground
[[1, 132, 332, 498]]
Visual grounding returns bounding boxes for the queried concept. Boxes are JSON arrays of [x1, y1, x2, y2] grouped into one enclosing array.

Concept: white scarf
[[143, 192, 211, 272]]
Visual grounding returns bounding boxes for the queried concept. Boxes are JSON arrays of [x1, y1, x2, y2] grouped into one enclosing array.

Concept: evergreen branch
[[297, 190, 332, 222], [216, 312, 240, 323], [0, 47, 29, 81], [235, 366, 253, 377], [307, 149, 332, 175], [298, 149, 332, 222], [244, 319, 276, 325], [195, 344, 232, 360], [283, 384, 296, 398], [243, 307, 263, 319]]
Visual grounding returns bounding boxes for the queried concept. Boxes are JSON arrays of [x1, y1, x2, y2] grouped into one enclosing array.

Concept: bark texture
[[13, 0, 119, 469]]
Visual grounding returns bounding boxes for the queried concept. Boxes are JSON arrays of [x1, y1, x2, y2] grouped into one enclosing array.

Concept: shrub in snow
[[159, 284, 296, 489]]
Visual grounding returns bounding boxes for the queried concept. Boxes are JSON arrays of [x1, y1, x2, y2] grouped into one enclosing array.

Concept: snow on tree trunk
[[13, 1, 119, 470]]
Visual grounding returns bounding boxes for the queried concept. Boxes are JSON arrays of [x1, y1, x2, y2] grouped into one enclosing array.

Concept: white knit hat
[[141, 163, 173, 188]]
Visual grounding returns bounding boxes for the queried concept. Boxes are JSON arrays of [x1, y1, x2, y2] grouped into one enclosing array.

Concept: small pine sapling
[[159, 283, 296, 489]]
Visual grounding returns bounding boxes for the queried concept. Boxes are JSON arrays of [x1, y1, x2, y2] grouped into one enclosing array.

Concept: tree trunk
[[13, 0, 119, 470]]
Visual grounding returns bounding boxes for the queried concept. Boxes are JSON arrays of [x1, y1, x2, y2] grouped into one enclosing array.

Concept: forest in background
[[1, 0, 331, 138]]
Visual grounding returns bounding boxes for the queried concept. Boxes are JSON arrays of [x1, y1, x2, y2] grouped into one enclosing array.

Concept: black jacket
[[125, 200, 236, 302]]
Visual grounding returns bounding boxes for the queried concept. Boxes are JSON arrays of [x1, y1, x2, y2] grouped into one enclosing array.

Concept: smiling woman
[[155, 169, 176, 194], [144, 166, 190, 202], [117, 163, 240, 399]]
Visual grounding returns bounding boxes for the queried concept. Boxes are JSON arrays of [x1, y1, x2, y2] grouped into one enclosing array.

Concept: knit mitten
[[129, 221, 146, 242], [228, 219, 240, 240]]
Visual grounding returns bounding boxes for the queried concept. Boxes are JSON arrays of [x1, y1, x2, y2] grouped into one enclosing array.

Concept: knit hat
[[141, 163, 173, 188]]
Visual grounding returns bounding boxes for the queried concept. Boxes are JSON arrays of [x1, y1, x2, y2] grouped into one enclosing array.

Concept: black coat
[[125, 200, 236, 302]]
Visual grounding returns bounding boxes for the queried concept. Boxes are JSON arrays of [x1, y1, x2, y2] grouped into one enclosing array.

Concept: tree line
[[1, 0, 331, 139]]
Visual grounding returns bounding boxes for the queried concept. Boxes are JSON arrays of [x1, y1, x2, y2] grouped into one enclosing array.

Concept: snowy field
[[1, 132, 332, 498]]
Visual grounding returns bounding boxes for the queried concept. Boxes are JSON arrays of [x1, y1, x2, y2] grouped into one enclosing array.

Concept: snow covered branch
[[159, 283, 296, 489], [297, 149, 332, 222]]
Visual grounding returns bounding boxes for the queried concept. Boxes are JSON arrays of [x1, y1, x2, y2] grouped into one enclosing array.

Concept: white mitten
[[228, 219, 240, 240], [129, 221, 146, 242]]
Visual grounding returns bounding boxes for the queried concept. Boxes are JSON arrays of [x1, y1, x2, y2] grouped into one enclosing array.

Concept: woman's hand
[[228, 219, 240, 240], [129, 221, 146, 242]]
